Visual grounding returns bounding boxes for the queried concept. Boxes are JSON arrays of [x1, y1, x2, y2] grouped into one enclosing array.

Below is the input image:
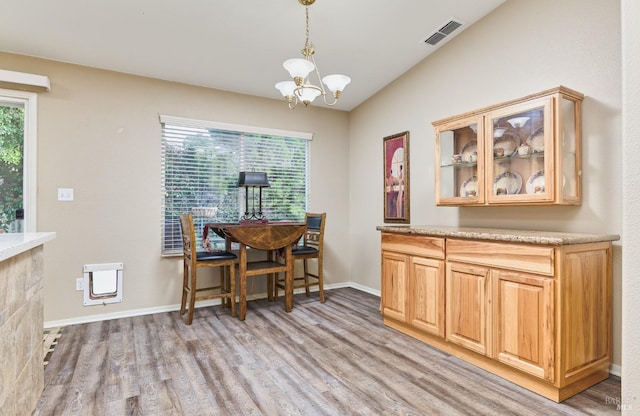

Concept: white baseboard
[[610, 363, 621, 377], [44, 282, 360, 328], [348, 282, 380, 297], [44, 303, 183, 328]]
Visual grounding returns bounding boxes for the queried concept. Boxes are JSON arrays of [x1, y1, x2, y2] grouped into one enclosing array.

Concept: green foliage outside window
[[161, 123, 309, 254], [0, 106, 24, 232]]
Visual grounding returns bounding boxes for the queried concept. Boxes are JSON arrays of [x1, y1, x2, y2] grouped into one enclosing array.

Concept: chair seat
[[292, 245, 318, 255], [196, 250, 237, 261]]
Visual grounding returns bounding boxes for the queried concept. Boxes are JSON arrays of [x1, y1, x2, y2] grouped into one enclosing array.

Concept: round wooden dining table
[[205, 222, 306, 320]]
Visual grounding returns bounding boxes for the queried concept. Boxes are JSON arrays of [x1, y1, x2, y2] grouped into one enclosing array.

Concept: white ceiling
[[0, 0, 505, 111]]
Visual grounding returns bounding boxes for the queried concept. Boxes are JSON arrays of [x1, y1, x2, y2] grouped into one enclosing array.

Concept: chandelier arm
[[309, 56, 338, 106], [321, 94, 339, 106], [310, 54, 328, 96]]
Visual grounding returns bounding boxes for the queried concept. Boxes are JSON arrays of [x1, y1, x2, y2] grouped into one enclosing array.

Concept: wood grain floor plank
[[36, 288, 621, 415]]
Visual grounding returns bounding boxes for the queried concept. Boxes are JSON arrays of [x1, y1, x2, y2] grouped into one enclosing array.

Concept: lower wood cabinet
[[380, 232, 445, 337], [381, 250, 408, 322], [380, 230, 615, 402], [491, 269, 554, 382], [446, 262, 490, 356], [409, 256, 445, 337]]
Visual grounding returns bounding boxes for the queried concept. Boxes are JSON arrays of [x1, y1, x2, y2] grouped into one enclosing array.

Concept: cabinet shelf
[[505, 151, 545, 160], [441, 161, 477, 169]]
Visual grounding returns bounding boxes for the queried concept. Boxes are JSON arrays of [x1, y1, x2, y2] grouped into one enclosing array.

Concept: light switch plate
[[58, 188, 74, 201]]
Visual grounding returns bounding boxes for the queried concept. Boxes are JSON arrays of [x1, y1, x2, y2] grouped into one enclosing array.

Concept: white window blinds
[[160, 115, 311, 255]]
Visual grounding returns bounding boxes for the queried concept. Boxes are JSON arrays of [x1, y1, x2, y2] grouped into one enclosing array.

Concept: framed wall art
[[383, 131, 410, 223]]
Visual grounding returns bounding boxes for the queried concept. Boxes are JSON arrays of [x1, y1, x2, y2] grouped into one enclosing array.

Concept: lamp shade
[[275, 81, 297, 97], [322, 74, 351, 93], [299, 86, 322, 104], [283, 58, 315, 79], [238, 171, 270, 187]]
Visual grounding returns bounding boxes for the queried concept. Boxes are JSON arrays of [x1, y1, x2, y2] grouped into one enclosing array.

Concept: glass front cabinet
[[434, 86, 583, 206]]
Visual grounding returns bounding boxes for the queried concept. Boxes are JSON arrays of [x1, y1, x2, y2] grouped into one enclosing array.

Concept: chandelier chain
[[303, 6, 314, 57]]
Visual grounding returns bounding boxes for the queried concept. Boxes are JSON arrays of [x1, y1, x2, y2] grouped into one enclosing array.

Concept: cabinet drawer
[[381, 233, 445, 259], [446, 239, 554, 276]]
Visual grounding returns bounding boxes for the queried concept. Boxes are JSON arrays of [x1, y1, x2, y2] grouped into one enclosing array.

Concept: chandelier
[[275, 0, 351, 109]]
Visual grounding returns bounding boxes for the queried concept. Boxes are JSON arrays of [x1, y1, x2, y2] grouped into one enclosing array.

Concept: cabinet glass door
[[487, 98, 553, 204], [436, 117, 483, 205]]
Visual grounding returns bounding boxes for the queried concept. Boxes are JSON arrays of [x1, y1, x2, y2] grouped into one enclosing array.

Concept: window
[[0, 89, 37, 233], [160, 115, 311, 255]]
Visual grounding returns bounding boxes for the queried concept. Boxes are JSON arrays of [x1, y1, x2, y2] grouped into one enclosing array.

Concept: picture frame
[[383, 131, 410, 223]]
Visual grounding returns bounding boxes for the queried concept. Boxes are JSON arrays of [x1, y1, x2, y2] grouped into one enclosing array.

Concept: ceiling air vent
[[424, 18, 463, 46]]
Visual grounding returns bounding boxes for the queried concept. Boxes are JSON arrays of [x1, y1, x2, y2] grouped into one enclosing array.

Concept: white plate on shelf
[[526, 170, 546, 194], [526, 128, 545, 152], [460, 140, 477, 162], [493, 171, 523, 195], [460, 176, 478, 197], [493, 132, 519, 157]]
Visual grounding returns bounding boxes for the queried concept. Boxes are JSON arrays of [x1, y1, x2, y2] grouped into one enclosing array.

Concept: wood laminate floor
[[36, 288, 621, 415]]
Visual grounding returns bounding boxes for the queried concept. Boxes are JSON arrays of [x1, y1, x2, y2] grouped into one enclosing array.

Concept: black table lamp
[[238, 171, 270, 223]]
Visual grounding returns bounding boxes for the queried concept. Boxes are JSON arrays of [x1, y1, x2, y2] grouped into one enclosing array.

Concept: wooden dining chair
[[274, 212, 326, 303], [179, 213, 237, 324]]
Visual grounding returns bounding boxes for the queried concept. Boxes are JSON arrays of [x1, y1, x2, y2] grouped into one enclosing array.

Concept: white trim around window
[[0, 88, 38, 232], [159, 115, 314, 142]]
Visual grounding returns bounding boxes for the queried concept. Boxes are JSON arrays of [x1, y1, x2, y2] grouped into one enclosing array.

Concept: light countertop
[[0, 232, 57, 262], [376, 225, 620, 245]]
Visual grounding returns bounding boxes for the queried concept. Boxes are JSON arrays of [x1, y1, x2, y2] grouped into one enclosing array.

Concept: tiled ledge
[[0, 232, 56, 262], [376, 225, 620, 245], [1, 233, 55, 414]]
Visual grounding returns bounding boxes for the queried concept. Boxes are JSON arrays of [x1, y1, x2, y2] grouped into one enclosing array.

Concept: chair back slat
[[305, 229, 321, 248], [179, 214, 195, 263]]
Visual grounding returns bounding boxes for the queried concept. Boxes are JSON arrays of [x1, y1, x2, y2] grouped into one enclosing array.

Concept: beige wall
[[0, 52, 351, 323], [622, 0, 640, 409], [348, 0, 623, 369]]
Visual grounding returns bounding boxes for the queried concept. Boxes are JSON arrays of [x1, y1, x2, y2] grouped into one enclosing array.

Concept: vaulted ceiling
[[0, 0, 505, 111]]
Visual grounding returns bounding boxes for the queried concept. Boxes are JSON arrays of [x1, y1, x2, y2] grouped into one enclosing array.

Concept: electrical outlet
[[75, 278, 84, 291]]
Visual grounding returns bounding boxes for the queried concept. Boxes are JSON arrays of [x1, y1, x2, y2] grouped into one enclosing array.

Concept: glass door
[[486, 98, 553, 204], [435, 116, 484, 205]]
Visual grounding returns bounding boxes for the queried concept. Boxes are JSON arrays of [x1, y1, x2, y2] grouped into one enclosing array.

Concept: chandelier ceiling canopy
[[275, 0, 351, 109]]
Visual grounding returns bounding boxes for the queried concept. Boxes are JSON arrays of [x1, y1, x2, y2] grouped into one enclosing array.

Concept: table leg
[[285, 245, 293, 312], [267, 250, 274, 301], [239, 244, 247, 321], [225, 236, 233, 310]]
